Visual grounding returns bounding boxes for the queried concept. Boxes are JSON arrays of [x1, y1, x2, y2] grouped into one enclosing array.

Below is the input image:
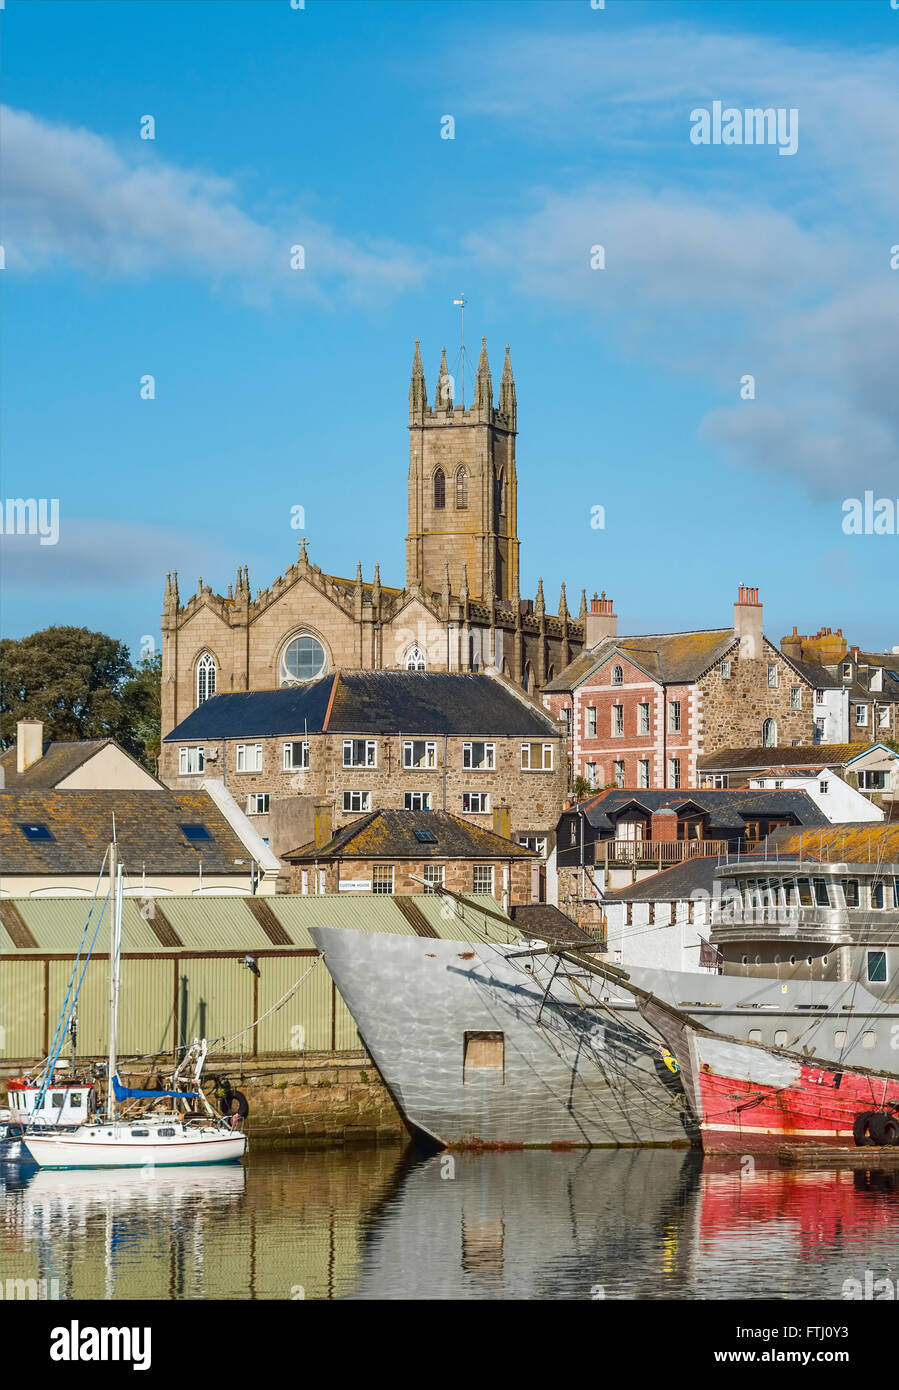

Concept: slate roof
[[765, 822, 899, 865], [697, 743, 896, 772], [282, 809, 538, 862], [509, 903, 598, 947], [165, 671, 559, 741], [604, 856, 721, 902], [569, 787, 829, 832], [0, 739, 157, 789], [545, 629, 736, 692], [1, 789, 251, 876]]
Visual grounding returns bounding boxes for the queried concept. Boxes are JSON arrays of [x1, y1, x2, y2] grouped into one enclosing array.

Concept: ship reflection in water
[[1, 1148, 897, 1300]]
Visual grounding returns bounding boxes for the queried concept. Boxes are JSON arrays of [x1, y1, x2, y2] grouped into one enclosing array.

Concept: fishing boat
[[637, 995, 899, 1155], [0, 1110, 28, 1163], [24, 839, 247, 1170]]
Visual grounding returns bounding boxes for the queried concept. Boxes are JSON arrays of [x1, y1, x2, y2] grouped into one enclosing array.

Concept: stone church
[[160, 338, 589, 739]]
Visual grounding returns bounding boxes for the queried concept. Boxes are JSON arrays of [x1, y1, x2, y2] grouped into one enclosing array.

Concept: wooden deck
[[778, 1144, 899, 1170]]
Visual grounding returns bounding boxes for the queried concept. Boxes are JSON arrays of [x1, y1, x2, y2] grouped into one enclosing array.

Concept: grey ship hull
[[310, 928, 696, 1149]]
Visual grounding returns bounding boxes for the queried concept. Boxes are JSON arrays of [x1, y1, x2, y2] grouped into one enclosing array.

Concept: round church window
[[281, 635, 327, 684]]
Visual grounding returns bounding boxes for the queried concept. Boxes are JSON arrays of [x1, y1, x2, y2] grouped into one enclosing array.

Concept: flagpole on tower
[[454, 294, 466, 407]]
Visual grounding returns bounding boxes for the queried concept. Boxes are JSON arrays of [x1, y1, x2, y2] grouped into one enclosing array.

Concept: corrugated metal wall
[[1, 959, 44, 1057], [0, 893, 519, 1060]]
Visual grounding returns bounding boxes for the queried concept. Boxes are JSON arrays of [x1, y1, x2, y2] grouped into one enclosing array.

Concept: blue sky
[[2, 0, 897, 658]]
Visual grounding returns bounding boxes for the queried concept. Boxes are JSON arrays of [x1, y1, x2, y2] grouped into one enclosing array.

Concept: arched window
[[433, 468, 446, 510], [455, 467, 468, 509], [196, 653, 217, 705], [405, 646, 426, 671], [762, 718, 777, 747], [280, 634, 328, 685], [611, 664, 624, 686]]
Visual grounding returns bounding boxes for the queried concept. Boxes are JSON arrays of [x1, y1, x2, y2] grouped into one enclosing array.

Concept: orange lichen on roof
[[771, 823, 899, 863]]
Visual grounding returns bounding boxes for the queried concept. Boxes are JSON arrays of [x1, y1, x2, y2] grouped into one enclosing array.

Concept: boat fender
[[853, 1111, 888, 1147], [220, 1089, 250, 1121], [661, 1049, 680, 1075], [882, 1115, 899, 1147]]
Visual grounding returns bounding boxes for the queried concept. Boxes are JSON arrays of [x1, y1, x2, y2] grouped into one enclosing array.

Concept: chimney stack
[[733, 584, 763, 660], [313, 799, 333, 849], [585, 592, 618, 647], [17, 720, 44, 776]]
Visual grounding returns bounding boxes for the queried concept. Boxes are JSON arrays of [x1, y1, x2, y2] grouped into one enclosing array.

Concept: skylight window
[[19, 823, 54, 841], [414, 829, 438, 844], [179, 823, 211, 841]]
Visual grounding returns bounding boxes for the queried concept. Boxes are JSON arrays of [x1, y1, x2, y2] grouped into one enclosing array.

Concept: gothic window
[[196, 653, 217, 706], [434, 468, 446, 510], [280, 634, 327, 685], [455, 467, 468, 509], [405, 646, 427, 671], [611, 665, 624, 686], [762, 718, 777, 747]]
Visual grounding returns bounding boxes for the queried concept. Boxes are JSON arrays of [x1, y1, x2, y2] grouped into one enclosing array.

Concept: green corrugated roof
[[0, 893, 523, 953]]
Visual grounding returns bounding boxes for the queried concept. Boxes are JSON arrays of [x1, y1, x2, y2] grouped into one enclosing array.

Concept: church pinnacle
[[409, 338, 427, 422], [475, 336, 493, 416], [434, 346, 452, 410]]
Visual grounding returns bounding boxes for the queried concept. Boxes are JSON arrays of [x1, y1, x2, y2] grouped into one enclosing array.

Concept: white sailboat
[[24, 839, 247, 1170]]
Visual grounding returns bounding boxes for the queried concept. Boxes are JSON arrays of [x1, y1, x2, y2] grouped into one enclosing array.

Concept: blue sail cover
[[113, 1075, 199, 1101]]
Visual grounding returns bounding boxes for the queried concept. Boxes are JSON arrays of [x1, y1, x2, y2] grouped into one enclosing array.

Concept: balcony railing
[[598, 838, 730, 867]]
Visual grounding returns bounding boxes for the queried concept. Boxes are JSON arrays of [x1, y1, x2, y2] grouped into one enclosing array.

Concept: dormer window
[[842, 663, 852, 681], [611, 665, 624, 686]]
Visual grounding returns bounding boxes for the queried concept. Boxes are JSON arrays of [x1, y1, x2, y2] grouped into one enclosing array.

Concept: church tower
[[406, 338, 519, 604]]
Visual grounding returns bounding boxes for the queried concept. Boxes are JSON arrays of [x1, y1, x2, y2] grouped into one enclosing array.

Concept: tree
[[0, 627, 161, 770]]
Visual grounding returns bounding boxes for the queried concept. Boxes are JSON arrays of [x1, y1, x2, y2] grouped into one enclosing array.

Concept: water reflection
[[2, 1147, 897, 1300]]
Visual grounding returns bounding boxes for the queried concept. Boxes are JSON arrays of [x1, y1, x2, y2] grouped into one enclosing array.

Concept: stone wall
[[698, 640, 812, 753], [289, 855, 535, 907], [1, 1054, 407, 1150], [161, 728, 568, 856]]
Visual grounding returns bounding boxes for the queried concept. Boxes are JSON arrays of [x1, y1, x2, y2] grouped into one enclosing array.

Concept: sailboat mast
[[106, 839, 120, 1120]]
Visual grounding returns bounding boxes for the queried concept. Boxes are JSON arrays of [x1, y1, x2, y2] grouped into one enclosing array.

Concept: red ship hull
[[687, 1033, 899, 1154]]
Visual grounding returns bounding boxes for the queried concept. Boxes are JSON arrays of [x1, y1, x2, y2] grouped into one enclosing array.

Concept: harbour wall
[[0, 1052, 408, 1149]]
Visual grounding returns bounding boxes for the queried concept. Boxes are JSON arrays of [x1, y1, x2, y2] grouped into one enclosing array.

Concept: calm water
[[2, 1146, 898, 1300]]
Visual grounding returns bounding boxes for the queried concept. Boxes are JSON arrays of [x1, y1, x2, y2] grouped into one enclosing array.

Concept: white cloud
[[2, 105, 430, 301], [456, 20, 899, 500]]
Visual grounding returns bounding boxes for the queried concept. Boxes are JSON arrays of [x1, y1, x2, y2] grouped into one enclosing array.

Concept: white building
[[746, 767, 883, 824]]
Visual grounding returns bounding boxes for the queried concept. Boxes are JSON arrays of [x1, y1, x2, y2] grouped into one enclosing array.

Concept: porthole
[[789, 955, 796, 966], [741, 955, 748, 966], [822, 955, 828, 966], [754, 955, 762, 966], [774, 954, 781, 965], [806, 955, 813, 966]]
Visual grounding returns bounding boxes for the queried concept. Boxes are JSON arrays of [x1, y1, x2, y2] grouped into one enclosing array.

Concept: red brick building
[[543, 587, 814, 792]]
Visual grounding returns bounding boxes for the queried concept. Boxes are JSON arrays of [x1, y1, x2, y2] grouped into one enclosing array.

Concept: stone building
[[779, 626, 899, 744], [160, 339, 587, 742], [161, 670, 567, 878], [542, 586, 815, 791], [281, 807, 538, 910]]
